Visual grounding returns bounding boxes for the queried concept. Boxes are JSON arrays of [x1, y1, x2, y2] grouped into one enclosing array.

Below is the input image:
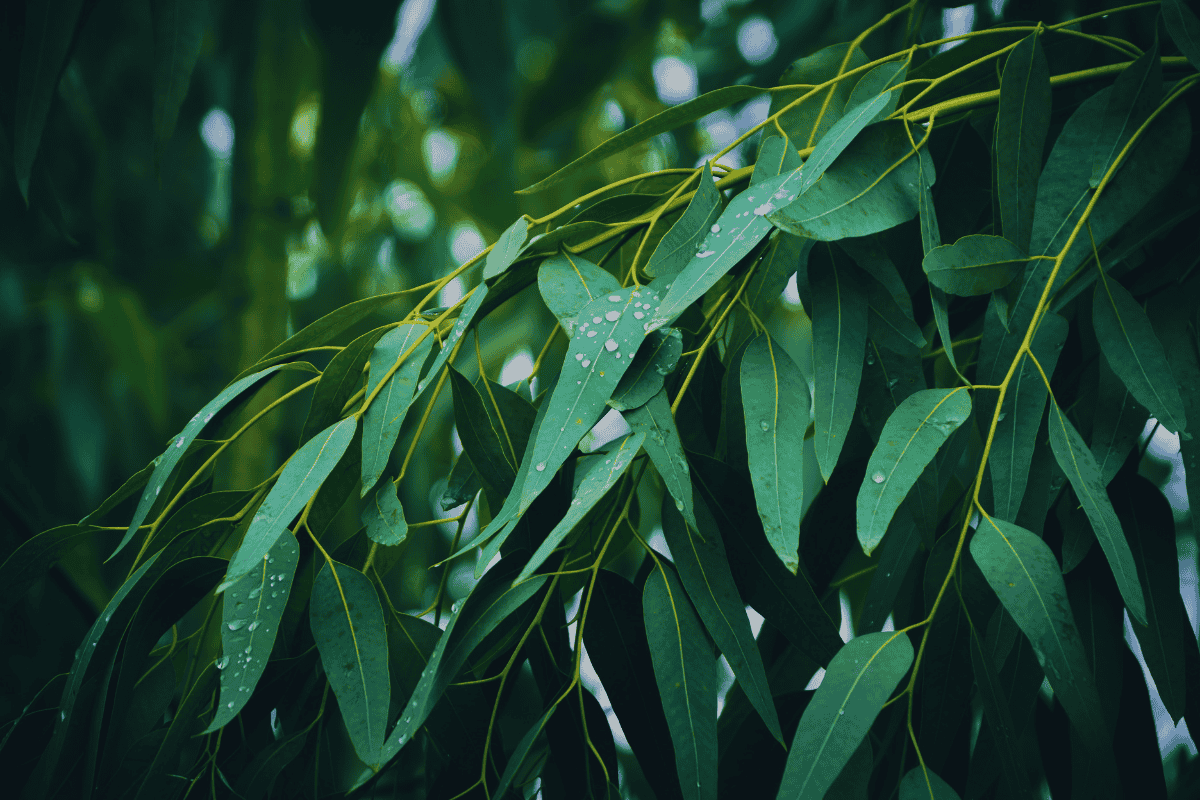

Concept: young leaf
[[1164, 0, 1200, 69], [1047, 399, 1147, 625], [441, 453, 481, 511], [741, 333, 810, 573], [643, 564, 718, 800], [111, 364, 288, 560], [482, 217, 529, 280], [537, 252, 621, 335], [767, 122, 935, 242], [857, 388, 971, 555], [220, 417, 357, 590], [810, 246, 868, 482], [206, 532, 298, 733], [899, 767, 962, 800], [997, 33, 1051, 253], [922, 235, 1028, 296], [362, 323, 436, 496], [989, 313, 1067, 520], [150, 0, 207, 160], [661, 494, 783, 744], [1090, 38, 1161, 189], [777, 631, 914, 800], [1092, 275, 1187, 434], [515, 431, 645, 583], [645, 161, 723, 280], [610, 327, 683, 411], [970, 515, 1112, 760], [309, 559, 391, 766], [362, 482, 408, 546], [626, 389, 697, 532]]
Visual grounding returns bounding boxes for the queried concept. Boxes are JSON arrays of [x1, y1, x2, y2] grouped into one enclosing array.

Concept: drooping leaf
[[362, 481, 408, 546], [643, 564, 718, 800], [449, 367, 522, 495], [800, 92, 896, 189], [79, 459, 156, 525], [996, 33, 1051, 253], [744, 231, 812, 317], [1164, 0, 1200, 69], [969, 515, 1111, 758], [309, 559, 390, 766], [515, 432, 644, 583], [922, 235, 1028, 297], [766, 43, 871, 150], [362, 323, 437, 496], [492, 707, 555, 798], [537, 252, 621, 336], [132, 662, 220, 800], [867, 272, 927, 353], [899, 767, 962, 800], [235, 729, 310, 800], [776, 631, 914, 800], [858, 507, 921, 632], [1047, 399, 1147, 625], [111, 364, 289, 560], [610, 327, 683, 411], [0, 524, 103, 611], [917, 149, 967, 384], [206, 533, 299, 733], [1090, 38, 1161, 189], [150, 0, 208, 160], [441, 453, 481, 511], [857, 388, 971, 555], [626, 389, 697, 532], [989, 313, 1067, 520], [845, 58, 908, 122], [301, 325, 388, 443], [645, 162, 724, 280], [661, 493, 782, 743], [741, 333, 810, 573], [1090, 354, 1148, 487], [967, 614, 1034, 798], [768, 122, 935, 242], [518, 85, 764, 193], [810, 245, 867, 482], [482, 217, 530, 280], [753, 136, 803, 185], [220, 417, 357, 589], [1092, 274, 1187, 434]]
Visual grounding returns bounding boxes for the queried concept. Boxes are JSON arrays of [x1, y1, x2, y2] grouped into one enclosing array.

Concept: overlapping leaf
[[1090, 38, 1161, 188], [645, 162, 724, 279], [845, 58, 908, 123], [537, 252, 621, 335], [997, 33, 1051, 253], [362, 482, 408, 546], [922, 235, 1027, 296], [767, 43, 870, 150], [482, 217, 530, 280], [626, 388, 698, 532], [1090, 355, 1148, 487], [610, 327, 682, 410], [362, 323, 436, 495], [1165, 0, 1200, 69]]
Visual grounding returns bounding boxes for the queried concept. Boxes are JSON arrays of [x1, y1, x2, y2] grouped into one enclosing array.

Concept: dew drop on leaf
[[872, 472, 886, 484]]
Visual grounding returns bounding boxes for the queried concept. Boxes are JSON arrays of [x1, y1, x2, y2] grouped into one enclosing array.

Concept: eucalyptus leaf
[[996, 33, 1051, 253], [766, 43, 871, 150], [922, 235, 1027, 297], [610, 327, 682, 411], [899, 767, 962, 800], [537, 252, 621, 335], [753, 136, 803, 185], [645, 161, 724, 280], [1090, 38, 1161, 189], [1090, 350, 1149, 487], [483, 216, 530, 280], [626, 389, 697, 532], [362, 481, 408, 546], [845, 58, 908, 122], [1164, 0, 1200, 69], [362, 323, 436, 496], [150, 0, 208, 159]]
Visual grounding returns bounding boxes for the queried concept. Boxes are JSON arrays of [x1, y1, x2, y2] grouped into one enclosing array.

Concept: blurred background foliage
[[3, 0, 1192, 794]]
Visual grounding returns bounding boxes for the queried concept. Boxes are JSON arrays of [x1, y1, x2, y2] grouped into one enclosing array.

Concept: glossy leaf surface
[[922, 235, 1027, 296], [362, 323, 436, 495], [645, 161, 723, 280], [538, 252, 621, 335], [996, 33, 1051, 252]]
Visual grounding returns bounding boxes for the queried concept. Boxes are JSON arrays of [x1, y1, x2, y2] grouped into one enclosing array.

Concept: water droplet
[[696, 250, 716, 259], [593, 316, 602, 324], [634, 311, 644, 319], [675, 499, 684, 511], [536, 463, 546, 472], [608, 295, 622, 302], [61, 711, 66, 721], [248, 621, 260, 632], [581, 359, 591, 368], [576, 353, 584, 361], [710, 223, 721, 233], [155, 486, 161, 496], [244, 645, 253, 654], [217, 656, 230, 669], [605, 339, 618, 352], [838, 709, 845, 716], [605, 310, 621, 322], [248, 587, 262, 599], [175, 436, 185, 448], [872, 472, 886, 484], [887, 378, 898, 389], [760, 420, 770, 432], [997, 412, 1007, 422], [228, 619, 247, 631], [227, 702, 235, 709], [866, 352, 876, 365], [754, 202, 775, 216], [205, 412, 214, 422], [587, 330, 598, 337]]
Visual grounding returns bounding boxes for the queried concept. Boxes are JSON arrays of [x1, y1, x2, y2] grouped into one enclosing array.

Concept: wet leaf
[[645, 162, 724, 280], [643, 564, 718, 800], [741, 333, 810, 573], [857, 388, 971, 555], [997, 33, 1051, 253], [482, 217, 530, 280], [220, 417, 357, 589], [1164, 0, 1200, 69], [626, 389, 697, 533], [922, 235, 1027, 297], [610, 327, 683, 411], [1090, 38, 1161, 188], [206, 533, 298, 733], [753, 136, 803, 185], [362, 481, 408, 546], [362, 323, 436, 496], [538, 252, 621, 336], [1047, 399, 1147, 625], [309, 559, 390, 766], [777, 631, 914, 800], [811, 244, 867, 482], [970, 515, 1111, 759]]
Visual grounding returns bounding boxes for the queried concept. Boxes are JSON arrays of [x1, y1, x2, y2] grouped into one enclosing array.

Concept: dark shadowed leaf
[[1090, 355, 1148, 487], [1164, 0, 1200, 69], [362, 323, 436, 496], [1090, 38, 1161, 189], [996, 33, 1051, 253], [301, 325, 387, 443], [610, 327, 683, 410], [766, 43, 871, 150], [0, 524, 104, 611], [150, 0, 208, 160], [922, 235, 1027, 296], [899, 766, 961, 800], [626, 389, 697, 532]]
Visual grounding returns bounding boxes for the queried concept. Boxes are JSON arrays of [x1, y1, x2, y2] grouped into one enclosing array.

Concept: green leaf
[[449, 367, 521, 495], [493, 707, 555, 798], [899, 767, 962, 800], [483, 217, 530, 280], [362, 482, 408, 546], [441, 453, 481, 511], [235, 729, 309, 800], [301, 325, 388, 443], [515, 431, 645, 583], [768, 122, 935, 242], [845, 58, 908, 122], [132, 662, 220, 800], [766, 43, 871, 150], [309, 560, 390, 766], [1090, 38, 1161, 189], [753, 136, 803, 185], [777, 631, 914, 800], [206, 533, 299, 733], [221, 417, 357, 589], [643, 564, 718, 800], [111, 364, 289, 560], [362, 323, 437, 496], [1164, 0, 1200, 69], [745, 231, 812, 316], [13, 0, 85, 201], [969, 515, 1112, 759], [1090, 354, 1147, 487], [858, 507, 921, 632], [811, 244, 867, 482], [800, 92, 896, 188], [0, 524, 102, 611], [825, 739, 872, 799], [1047, 399, 1147, 625], [922, 235, 1028, 296], [857, 388, 971, 555], [537, 252, 621, 336], [1092, 275, 1187, 434], [518, 85, 764, 194], [648, 167, 812, 332], [661, 493, 782, 743], [645, 162, 724, 280], [996, 33, 1051, 253], [610, 328, 682, 411], [626, 388, 698, 533], [1115, 473, 1187, 723], [150, 0, 207, 160], [989, 313, 1067, 520], [741, 333, 810, 573], [80, 458, 156, 525], [967, 618, 1033, 798]]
